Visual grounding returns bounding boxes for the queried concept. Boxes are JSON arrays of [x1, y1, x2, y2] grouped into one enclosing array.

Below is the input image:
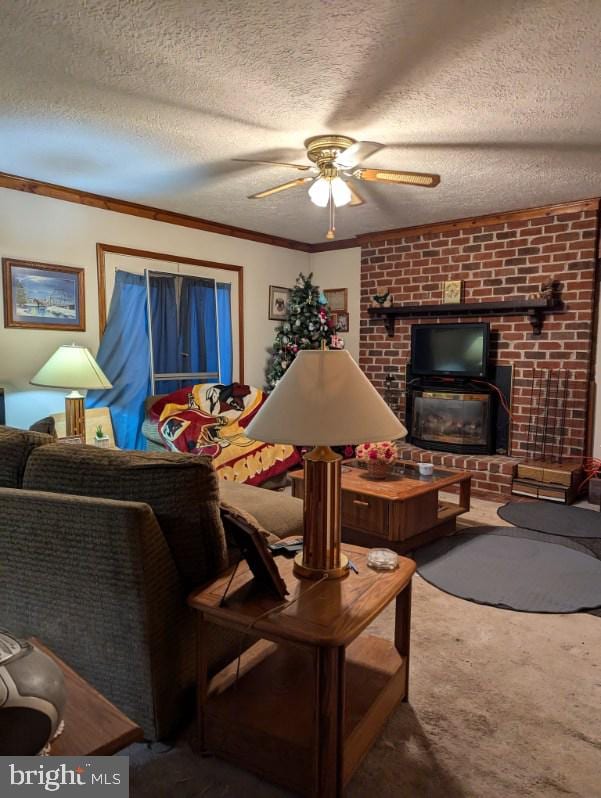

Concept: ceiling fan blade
[[248, 177, 311, 199], [233, 158, 312, 172], [347, 181, 366, 206], [333, 141, 382, 169], [354, 168, 440, 187]]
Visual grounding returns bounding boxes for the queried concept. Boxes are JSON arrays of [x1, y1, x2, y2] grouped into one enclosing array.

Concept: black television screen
[[411, 323, 490, 377]]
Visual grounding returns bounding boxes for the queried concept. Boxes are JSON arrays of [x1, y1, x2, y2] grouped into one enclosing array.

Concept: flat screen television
[[411, 322, 490, 378]]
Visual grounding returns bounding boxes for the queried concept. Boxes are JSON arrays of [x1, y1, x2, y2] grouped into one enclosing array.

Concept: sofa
[[0, 425, 303, 740]]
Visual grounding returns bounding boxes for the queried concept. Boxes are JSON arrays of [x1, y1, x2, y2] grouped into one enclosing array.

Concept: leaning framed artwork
[[268, 285, 290, 320], [2, 258, 85, 331], [335, 311, 350, 332], [324, 288, 348, 312]]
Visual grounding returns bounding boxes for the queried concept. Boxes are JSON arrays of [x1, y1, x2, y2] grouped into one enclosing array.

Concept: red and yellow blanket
[[150, 383, 300, 486]]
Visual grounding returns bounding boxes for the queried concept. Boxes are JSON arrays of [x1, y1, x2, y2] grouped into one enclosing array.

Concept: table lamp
[[246, 349, 407, 580], [30, 344, 112, 438]]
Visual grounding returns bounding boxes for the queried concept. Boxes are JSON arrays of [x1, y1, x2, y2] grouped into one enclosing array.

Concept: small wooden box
[[517, 461, 583, 488], [513, 459, 584, 504], [511, 478, 578, 504]]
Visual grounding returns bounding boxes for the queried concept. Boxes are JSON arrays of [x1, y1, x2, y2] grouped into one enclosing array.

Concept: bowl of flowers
[[356, 441, 397, 480]]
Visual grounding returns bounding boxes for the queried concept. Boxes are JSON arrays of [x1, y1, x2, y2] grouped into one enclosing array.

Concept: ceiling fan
[[234, 134, 440, 239]]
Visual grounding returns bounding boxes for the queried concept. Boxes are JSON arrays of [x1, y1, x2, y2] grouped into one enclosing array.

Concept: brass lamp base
[[293, 445, 349, 581], [65, 391, 85, 438], [293, 552, 349, 580]]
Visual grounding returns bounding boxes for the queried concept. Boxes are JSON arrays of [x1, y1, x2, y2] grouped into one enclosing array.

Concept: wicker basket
[[367, 459, 392, 480]]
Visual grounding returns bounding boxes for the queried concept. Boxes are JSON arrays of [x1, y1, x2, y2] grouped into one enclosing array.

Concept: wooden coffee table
[[188, 543, 415, 797], [291, 461, 471, 553]]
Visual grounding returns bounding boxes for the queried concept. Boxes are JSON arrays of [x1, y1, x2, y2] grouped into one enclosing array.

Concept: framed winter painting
[[269, 285, 290, 320], [3, 258, 85, 331]]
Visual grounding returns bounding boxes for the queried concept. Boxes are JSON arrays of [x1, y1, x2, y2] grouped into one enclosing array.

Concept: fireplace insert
[[409, 388, 495, 454]]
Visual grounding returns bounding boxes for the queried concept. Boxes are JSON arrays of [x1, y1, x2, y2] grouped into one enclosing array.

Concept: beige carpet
[[130, 496, 601, 798]]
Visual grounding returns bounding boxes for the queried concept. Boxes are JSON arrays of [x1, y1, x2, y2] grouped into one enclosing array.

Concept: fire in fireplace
[[409, 389, 494, 454]]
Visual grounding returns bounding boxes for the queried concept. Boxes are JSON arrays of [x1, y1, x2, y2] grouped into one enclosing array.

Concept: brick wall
[[360, 201, 600, 460]]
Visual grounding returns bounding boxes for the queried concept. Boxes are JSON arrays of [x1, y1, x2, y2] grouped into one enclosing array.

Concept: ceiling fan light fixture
[[330, 176, 352, 207], [308, 177, 330, 207]]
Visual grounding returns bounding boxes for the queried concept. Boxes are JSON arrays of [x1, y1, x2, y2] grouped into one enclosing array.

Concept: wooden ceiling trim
[[356, 198, 601, 243], [1, 170, 598, 254], [0, 171, 312, 253]]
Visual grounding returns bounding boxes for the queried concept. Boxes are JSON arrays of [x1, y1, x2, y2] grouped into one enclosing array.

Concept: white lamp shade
[[308, 177, 330, 207], [31, 345, 113, 390], [247, 350, 407, 446], [331, 177, 352, 207]]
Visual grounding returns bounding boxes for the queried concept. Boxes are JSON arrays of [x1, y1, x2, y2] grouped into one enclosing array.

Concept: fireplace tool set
[[524, 367, 570, 463], [513, 367, 583, 503]]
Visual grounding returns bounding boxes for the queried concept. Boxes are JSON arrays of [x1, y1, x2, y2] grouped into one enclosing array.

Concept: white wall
[[310, 247, 361, 361], [0, 188, 308, 428]]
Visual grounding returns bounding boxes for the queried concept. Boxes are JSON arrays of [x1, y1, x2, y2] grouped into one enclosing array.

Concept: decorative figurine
[[371, 290, 393, 308]]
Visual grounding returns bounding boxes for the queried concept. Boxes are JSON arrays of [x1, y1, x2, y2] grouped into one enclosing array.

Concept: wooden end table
[[31, 639, 143, 756], [291, 461, 471, 553], [188, 543, 415, 797]]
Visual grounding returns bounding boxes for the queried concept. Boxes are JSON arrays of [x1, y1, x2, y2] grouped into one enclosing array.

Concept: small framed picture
[[221, 507, 288, 599], [442, 280, 463, 304], [324, 288, 348, 312], [3, 258, 85, 331], [335, 311, 349, 332], [268, 285, 290, 320]]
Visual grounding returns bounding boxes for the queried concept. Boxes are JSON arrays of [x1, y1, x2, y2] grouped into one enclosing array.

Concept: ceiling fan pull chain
[[326, 182, 336, 240]]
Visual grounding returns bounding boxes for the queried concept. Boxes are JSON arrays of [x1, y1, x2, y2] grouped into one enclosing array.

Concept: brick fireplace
[[359, 199, 600, 498]]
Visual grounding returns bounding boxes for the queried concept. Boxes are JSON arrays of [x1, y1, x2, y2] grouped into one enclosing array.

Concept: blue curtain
[[179, 277, 219, 378], [86, 270, 150, 450], [217, 282, 233, 384], [149, 274, 180, 394]]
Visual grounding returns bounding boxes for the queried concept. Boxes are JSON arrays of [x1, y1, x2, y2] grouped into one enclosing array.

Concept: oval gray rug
[[498, 501, 601, 538], [415, 528, 601, 613]]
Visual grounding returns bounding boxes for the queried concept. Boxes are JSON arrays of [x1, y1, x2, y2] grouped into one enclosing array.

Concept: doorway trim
[[96, 242, 244, 383]]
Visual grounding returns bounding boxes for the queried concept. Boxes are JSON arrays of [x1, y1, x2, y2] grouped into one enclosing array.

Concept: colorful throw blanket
[[150, 383, 301, 486]]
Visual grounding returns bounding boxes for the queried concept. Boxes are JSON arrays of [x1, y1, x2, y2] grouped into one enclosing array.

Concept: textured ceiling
[[1, 0, 601, 243]]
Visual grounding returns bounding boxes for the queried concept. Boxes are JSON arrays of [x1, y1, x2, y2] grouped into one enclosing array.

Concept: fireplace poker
[[558, 369, 570, 463], [525, 367, 536, 460], [541, 368, 552, 461], [550, 368, 560, 463], [533, 368, 545, 460]]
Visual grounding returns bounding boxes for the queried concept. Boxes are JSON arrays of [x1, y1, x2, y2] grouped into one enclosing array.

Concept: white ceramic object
[[367, 549, 399, 571], [418, 462, 434, 476]]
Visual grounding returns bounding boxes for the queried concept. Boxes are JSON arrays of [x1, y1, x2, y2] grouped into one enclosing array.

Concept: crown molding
[[307, 238, 360, 253], [0, 171, 598, 254], [355, 197, 600, 243], [0, 171, 313, 252]]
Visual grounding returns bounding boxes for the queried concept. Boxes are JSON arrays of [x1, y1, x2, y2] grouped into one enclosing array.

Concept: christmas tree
[[265, 272, 336, 390]]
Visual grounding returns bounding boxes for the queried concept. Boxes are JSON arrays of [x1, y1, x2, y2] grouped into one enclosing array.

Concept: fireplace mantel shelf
[[368, 297, 564, 337]]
